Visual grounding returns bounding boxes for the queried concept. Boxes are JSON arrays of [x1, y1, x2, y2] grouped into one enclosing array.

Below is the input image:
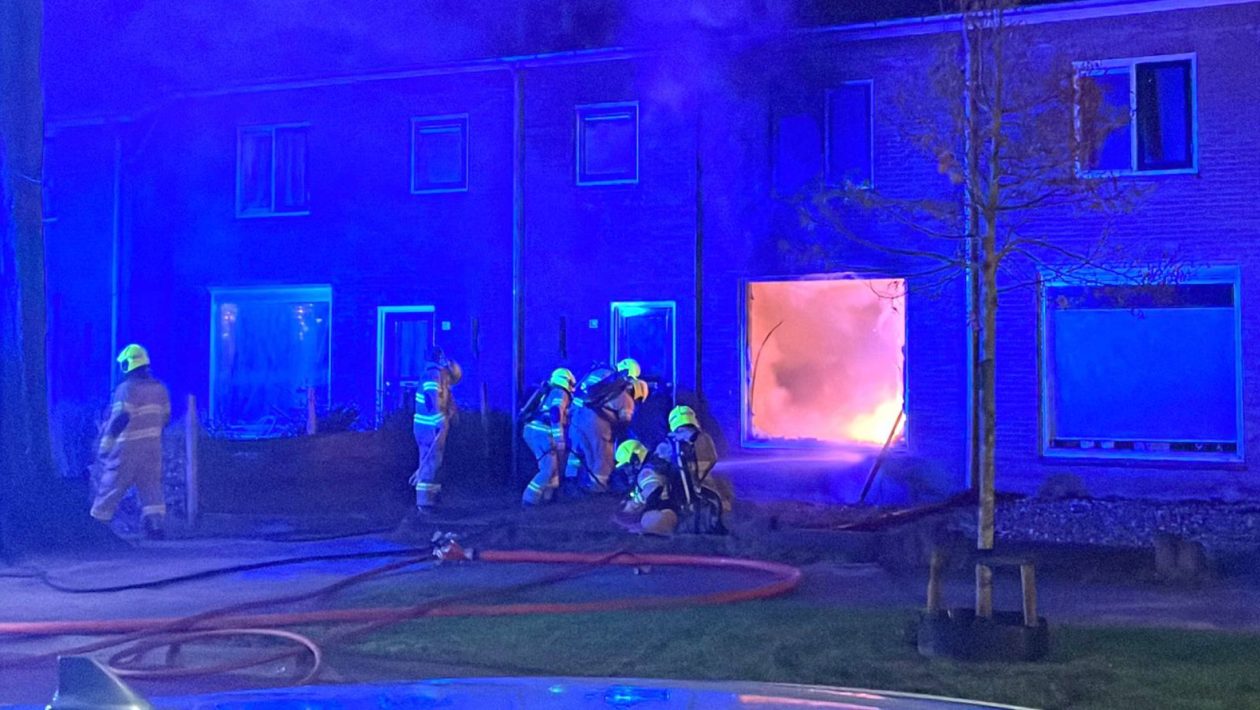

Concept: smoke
[[748, 279, 905, 445]]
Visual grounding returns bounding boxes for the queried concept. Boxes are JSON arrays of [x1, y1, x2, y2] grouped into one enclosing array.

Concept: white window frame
[[1074, 53, 1198, 177], [208, 284, 333, 433], [235, 123, 311, 218], [824, 80, 875, 189], [410, 114, 469, 195], [739, 274, 909, 450], [576, 101, 640, 186], [375, 304, 436, 422], [1039, 265, 1243, 463]]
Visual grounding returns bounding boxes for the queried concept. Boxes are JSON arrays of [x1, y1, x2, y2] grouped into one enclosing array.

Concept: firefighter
[[569, 377, 649, 493], [571, 358, 641, 408], [521, 368, 576, 506], [409, 346, 462, 510], [612, 439, 683, 536], [91, 344, 171, 539], [653, 405, 731, 534]]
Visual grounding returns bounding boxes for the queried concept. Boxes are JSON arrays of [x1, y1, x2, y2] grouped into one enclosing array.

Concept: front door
[[377, 306, 436, 423], [611, 301, 676, 443]]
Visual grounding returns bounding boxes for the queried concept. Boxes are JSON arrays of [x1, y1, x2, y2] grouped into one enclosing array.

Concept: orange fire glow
[[748, 278, 905, 446]]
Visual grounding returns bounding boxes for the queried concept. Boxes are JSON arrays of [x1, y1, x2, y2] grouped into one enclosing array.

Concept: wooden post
[[306, 386, 317, 435], [1020, 562, 1038, 626], [184, 394, 199, 526], [926, 548, 944, 613], [975, 563, 993, 619]]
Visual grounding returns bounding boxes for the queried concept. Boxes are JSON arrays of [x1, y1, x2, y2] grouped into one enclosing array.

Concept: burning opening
[[746, 277, 906, 447]]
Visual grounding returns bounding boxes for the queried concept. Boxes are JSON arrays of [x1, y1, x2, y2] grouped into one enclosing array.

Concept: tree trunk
[[978, 257, 998, 551], [1, 0, 102, 557]]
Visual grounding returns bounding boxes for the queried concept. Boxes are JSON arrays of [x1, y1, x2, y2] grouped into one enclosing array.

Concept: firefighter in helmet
[[409, 346, 462, 510], [91, 344, 171, 539], [521, 368, 576, 506]]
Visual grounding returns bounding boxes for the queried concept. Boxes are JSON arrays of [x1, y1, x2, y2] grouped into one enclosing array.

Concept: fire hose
[[0, 545, 802, 686]]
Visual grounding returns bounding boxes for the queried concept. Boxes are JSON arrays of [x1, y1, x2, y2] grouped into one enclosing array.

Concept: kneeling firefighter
[[91, 344, 172, 539], [410, 346, 462, 510], [613, 440, 679, 535], [520, 368, 576, 506], [568, 371, 649, 492], [650, 405, 731, 535]]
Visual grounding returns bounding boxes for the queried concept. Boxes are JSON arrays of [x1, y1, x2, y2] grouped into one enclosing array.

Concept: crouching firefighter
[[409, 346, 462, 510], [520, 368, 576, 506], [613, 440, 679, 535], [652, 405, 730, 535], [568, 371, 649, 493], [91, 344, 171, 539]]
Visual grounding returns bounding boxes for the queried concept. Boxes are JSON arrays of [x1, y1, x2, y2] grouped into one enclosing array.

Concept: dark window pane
[[827, 83, 873, 186], [775, 113, 822, 194], [579, 107, 637, 182], [1137, 60, 1193, 170], [412, 120, 466, 191], [275, 127, 308, 211], [238, 130, 273, 213], [1045, 282, 1238, 448], [1079, 69, 1131, 172]]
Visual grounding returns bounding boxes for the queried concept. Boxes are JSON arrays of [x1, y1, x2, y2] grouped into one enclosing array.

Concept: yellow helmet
[[550, 367, 576, 392], [668, 405, 699, 432], [615, 439, 648, 468], [630, 378, 649, 402], [640, 509, 678, 536], [116, 344, 150, 374], [445, 359, 463, 386], [616, 358, 642, 379]]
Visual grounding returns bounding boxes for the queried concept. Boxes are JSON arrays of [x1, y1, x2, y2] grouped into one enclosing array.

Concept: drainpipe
[[109, 126, 122, 392], [693, 99, 704, 405], [962, 25, 981, 496], [510, 66, 526, 481]]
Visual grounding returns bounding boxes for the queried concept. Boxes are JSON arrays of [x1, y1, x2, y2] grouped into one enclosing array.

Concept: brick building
[[44, 0, 1260, 502]]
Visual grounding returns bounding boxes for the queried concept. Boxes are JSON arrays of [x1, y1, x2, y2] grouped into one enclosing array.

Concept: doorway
[[376, 306, 436, 424], [611, 300, 676, 444]]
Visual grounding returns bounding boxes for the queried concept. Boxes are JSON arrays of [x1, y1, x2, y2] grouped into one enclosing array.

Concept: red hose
[[0, 549, 801, 637]]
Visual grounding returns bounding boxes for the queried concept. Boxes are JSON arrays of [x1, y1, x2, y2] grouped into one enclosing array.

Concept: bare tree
[[796, 0, 1184, 609]]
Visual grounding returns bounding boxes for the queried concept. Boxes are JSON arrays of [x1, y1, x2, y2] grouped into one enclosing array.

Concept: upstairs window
[[826, 81, 874, 188], [411, 115, 468, 193], [237, 124, 309, 217], [1077, 55, 1196, 175], [576, 102, 639, 185]]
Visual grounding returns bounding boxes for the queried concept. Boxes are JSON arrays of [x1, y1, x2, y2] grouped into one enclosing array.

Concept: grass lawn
[[343, 600, 1260, 710]]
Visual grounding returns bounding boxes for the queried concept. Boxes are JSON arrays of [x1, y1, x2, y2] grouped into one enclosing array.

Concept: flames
[[748, 278, 906, 447]]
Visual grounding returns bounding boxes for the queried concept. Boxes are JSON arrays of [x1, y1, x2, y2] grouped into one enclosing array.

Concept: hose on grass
[[0, 548, 802, 687]]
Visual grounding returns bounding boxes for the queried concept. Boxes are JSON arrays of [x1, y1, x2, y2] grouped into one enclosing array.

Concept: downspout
[[693, 102, 704, 406], [109, 126, 122, 391], [510, 66, 526, 481], [962, 22, 981, 496]]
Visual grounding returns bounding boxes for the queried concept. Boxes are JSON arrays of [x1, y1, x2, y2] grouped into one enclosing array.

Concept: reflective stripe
[[421, 381, 441, 392], [550, 426, 565, 438], [526, 481, 545, 492], [415, 482, 442, 491], [141, 504, 167, 515], [115, 427, 163, 444], [413, 413, 446, 426], [524, 421, 553, 434], [110, 401, 126, 415], [131, 404, 169, 417]]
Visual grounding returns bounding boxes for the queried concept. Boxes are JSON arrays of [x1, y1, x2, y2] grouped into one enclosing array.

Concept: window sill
[[411, 185, 468, 195], [235, 210, 312, 219], [1040, 448, 1244, 467], [1076, 166, 1199, 179], [577, 177, 639, 187]]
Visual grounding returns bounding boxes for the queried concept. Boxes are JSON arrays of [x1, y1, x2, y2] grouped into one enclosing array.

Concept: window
[[411, 115, 468, 193], [1041, 268, 1242, 461], [210, 286, 331, 438], [744, 278, 906, 448], [1077, 55, 1196, 174], [826, 81, 874, 188], [236, 124, 309, 217], [576, 102, 639, 185]]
